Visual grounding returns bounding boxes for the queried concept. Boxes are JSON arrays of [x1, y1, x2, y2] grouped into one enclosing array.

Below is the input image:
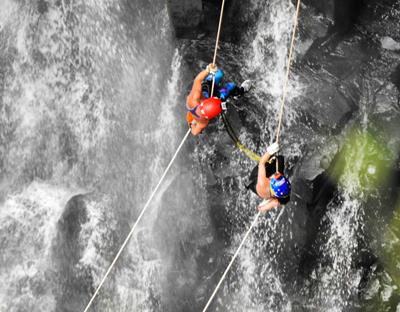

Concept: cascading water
[[211, 1, 303, 311], [185, 0, 400, 311], [2, 0, 400, 311], [245, 0, 300, 118], [0, 0, 197, 311]]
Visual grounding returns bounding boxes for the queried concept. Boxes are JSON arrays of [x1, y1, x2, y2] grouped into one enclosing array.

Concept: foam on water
[[1, 0, 386, 310], [211, 0, 366, 310], [0, 182, 79, 311], [245, 0, 301, 141], [210, 1, 302, 310], [73, 12, 185, 311], [0, 0, 17, 29], [306, 114, 371, 309], [1, 1, 118, 191], [0, 0, 183, 310], [78, 195, 118, 285]]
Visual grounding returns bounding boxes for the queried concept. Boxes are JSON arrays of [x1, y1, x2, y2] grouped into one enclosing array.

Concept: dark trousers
[[246, 156, 285, 195], [201, 80, 243, 100]]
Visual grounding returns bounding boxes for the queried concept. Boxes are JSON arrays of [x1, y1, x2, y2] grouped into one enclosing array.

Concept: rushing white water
[[308, 195, 362, 311], [245, 0, 301, 144], [200, 1, 301, 311], [305, 83, 373, 310], [0, 0, 189, 310], [204, 1, 375, 311], [0, 182, 79, 311], [2, 0, 396, 311]]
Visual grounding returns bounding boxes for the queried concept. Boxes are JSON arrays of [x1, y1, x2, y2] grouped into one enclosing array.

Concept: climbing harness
[[83, 129, 191, 312], [221, 112, 261, 162], [201, 0, 301, 310]]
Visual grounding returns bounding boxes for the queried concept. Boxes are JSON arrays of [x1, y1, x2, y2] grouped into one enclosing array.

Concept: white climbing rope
[[202, 0, 301, 310], [202, 212, 261, 312], [83, 128, 191, 312], [275, 0, 301, 143], [210, 0, 227, 98]]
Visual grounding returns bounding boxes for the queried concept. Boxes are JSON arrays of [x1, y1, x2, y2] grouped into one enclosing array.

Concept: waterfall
[[0, 0, 187, 310]]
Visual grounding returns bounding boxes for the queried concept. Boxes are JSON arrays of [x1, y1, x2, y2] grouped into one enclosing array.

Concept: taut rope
[[202, 0, 301, 310], [275, 0, 301, 143], [83, 129, 191, 312], [202, 212, 261, 312], [210, 0, 227, 97]]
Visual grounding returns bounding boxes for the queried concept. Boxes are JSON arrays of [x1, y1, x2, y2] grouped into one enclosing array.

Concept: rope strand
[[275, 0, 301, 143], [83, 129, 191, 312], [202, 212, 261, 312], [212, 0, 226, 66], [202, 1, 301, 310], [210, 0, 227, 97]]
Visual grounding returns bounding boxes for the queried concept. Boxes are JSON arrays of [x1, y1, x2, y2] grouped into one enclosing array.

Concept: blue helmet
[[270, 173, 291, 198], [206, 68, 224, 85]]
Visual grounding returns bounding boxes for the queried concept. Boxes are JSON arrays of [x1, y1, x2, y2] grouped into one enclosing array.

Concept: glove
[[206, 63, 218, 75], [266, 142, 279, 155]]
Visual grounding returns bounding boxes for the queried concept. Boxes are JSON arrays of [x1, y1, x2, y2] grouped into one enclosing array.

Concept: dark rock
[[37, 0, 49, 15], [297, 67, 359, 134], [390, 64, 400, 92], [297, 147, 343, 278], [168, 0, 203, 37], [169, 0, 254, 43], [168, 0, 400, 308], [302, 0, 335, 19], [52, 194, 92, 312], [330, 0, 365, 35], [303, 0, 365, 35]]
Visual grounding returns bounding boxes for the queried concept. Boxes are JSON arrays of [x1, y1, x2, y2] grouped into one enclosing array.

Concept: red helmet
[[199, 97, 222, 120]]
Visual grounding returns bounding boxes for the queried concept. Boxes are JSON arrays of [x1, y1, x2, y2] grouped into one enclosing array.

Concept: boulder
[[381, 36, 400, 51]]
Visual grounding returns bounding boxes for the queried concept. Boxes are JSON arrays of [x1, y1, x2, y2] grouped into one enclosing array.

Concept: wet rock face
[[304, 0, 399, 36], [173, 0, 400, 308], [302, 0, 335, 19], [168, 0, 250, 42], [168, 0, 203, 36], [298, 0, 400, 138], [331, 0, 365, 34], [303, 0, 365, 34], [391, 64, 400, 92], [37, 0, 49, 14]]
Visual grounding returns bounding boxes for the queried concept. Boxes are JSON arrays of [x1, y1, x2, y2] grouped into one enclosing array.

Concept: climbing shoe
[[240, 80, 252, 93]]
